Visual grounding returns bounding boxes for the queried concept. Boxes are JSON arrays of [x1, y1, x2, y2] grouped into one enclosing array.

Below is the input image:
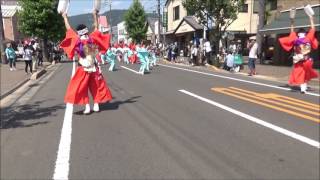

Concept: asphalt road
[[1, 61, 319, 180]]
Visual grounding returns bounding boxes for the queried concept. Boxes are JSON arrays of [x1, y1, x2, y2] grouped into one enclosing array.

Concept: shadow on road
[[100, 96, 141, 111], [0, 99, 65, 129], [73, 96, 141, 115]]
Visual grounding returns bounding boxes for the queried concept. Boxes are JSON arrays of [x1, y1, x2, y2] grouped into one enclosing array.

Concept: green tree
[[124, 0, 147, 43], [183, 0, 245, 63], [17, 0, 65, 61]]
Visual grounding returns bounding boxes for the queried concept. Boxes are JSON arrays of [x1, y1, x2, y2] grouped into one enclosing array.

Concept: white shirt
[[249, 43, 258, 58], [226, 54, 234, 67], [204, 41, 212, 53], [192, 47, 198, 56], [24, 48, 33, 61]]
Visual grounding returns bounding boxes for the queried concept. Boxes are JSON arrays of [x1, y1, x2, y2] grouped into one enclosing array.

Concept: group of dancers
[[99, 41, 159, 74], [57, 0, 318, 115]]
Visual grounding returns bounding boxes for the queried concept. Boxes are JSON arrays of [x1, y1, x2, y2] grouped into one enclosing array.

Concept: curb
[[30, 68, 47, 80], [0, 78, 30, 100], [0, 63, 54, 100]]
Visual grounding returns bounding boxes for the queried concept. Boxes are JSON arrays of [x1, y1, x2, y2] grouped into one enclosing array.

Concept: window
[[268, 0, 277, 11], [173, 6, 180, 21], [253, 0, 259, 13], [239, 4, 248, 13]]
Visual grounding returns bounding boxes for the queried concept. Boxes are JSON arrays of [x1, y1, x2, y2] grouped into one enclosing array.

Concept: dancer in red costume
[[60, 10, 112, 114], [128, 39, 138, 64], [279, 8, 318, 93]]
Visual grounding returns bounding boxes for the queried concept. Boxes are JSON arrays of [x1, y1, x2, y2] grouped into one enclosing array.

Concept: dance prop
[[57, 0, 70, 14], [304, 4, 314, 17]]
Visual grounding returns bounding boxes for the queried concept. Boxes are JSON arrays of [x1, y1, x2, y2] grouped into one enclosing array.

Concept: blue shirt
[[5, 47, 16, 59]]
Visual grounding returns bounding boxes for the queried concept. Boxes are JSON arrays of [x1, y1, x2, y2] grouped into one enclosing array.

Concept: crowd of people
[[5, 39, 44, 74]]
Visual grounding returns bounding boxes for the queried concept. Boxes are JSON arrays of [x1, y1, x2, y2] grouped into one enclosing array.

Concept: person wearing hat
[[59, 9, 112, 114], [247, 36, 258, 76], [279, 6, 318, 94]]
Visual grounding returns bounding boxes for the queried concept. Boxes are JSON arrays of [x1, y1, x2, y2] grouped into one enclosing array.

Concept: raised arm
[[290, 19, 294, 33], [309, 16, 314, 29], [62, 13, 71, 30], [93, 10, 99, 31]]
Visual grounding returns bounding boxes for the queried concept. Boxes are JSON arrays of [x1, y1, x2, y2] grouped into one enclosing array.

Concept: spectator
[[191, 45, 199, 66], [172, 42, 178, 62], [5, 43, 17, 71], [167, 44, 172, 61], [247, 37, 258, 76], [203, 39, 212, 65], [23, 45, 33, 74], [225, 51, 235, 71], [37, 49, 43, 66]]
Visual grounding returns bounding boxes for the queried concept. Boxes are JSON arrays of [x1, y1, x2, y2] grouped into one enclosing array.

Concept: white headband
[[77, 27, 89, 35]]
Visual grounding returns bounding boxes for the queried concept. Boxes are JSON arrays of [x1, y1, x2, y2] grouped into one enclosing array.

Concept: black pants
[[38, 57, 43, 66], [25, 60, 32, 73], [205, 52, 211, 65], [8, 58, 16, 68], [193, 56, 198, 65]]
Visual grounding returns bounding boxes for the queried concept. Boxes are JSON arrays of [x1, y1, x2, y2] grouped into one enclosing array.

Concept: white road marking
[[53, 63, 76, 180], [53, 103, 73, 180], [121, 65, 139, 74], [160, 64, 320, 97], [179, 89, 320, 149]]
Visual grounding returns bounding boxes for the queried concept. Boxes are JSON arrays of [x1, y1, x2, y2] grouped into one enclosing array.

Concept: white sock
[[300, 83, 307, 92], [83, 104, 91, 114], [93, 103, 99, 112]]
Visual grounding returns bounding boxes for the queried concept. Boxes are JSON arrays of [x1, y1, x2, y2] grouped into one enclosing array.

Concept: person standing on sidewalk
[[5, 43, 17, 71], [191, 44, 199, 66], [247, 37, 258, 76], [23, 45, 33, 74], [203, 39, 212, 65]]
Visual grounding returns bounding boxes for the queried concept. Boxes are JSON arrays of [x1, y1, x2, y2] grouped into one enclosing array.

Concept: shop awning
[[260, 4, 320, 35]]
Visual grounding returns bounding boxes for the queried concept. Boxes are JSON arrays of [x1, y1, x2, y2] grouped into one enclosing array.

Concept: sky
[[68, 0, 166, 16]]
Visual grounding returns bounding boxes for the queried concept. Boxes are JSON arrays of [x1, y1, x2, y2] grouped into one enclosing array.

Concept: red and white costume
[[60, 28, 112, 105], [279, 28, 319, 87], [128, 42, 138, 64]]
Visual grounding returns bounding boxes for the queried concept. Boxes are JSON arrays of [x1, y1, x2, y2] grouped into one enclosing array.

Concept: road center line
[[159, 64, 320, 97], [53, 103, 73, 180], [53, 62, 76, 180], [179, 89, 320, 149], [121, 65, 139, 74]]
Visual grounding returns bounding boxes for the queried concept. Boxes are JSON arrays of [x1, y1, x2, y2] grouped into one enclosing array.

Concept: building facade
[[164, 0, 260, 57], [1, 0, 22, 42], [117, 21, 128, 43]]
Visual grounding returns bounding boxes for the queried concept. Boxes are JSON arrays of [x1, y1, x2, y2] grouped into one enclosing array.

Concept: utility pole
[[257, 0, 265, 64], [157, 0, 161, 44], [0, 4, 7, 64], [108, 0, 112, 41]]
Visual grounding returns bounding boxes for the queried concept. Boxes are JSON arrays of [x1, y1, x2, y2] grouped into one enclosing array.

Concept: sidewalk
[[162, 58, 320, 89], [0, 61, 51, 99]]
